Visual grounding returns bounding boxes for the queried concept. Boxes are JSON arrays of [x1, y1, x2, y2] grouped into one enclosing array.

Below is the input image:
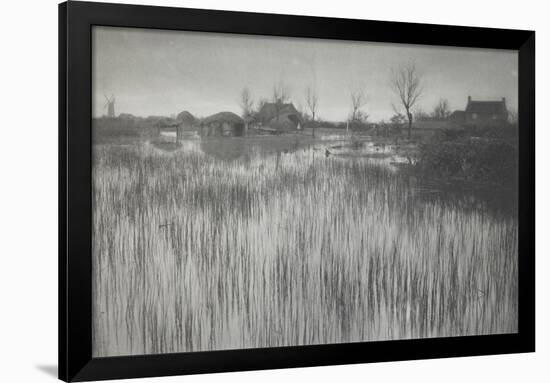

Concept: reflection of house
[[201, 112, 245, 137], [464, 96, 508, 126], [256, 103, 303, 131]]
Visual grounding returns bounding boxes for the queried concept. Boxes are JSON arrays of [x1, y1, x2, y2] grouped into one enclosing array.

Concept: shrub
[[463, 124, 518, 141], [416, 138, 517, 186]]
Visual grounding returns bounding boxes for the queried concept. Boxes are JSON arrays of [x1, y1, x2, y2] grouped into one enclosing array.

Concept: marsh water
[[92, 135, 518, 357]]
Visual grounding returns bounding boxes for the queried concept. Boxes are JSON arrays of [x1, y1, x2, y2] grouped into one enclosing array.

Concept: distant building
[[118, 113, 136, 120], [176, 111, 196, 127], [154, 118, 181, 140], [448, 110, 466, 125], [201, 112, 245, 137], [255, 103, 303, 131], [464, 96, 508, 126], [154, 117, 179, 129], [104, 95, 116, 118]]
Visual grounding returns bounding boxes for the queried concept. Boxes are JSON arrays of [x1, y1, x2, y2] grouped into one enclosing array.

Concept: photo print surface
[[92, 26, 518, 357]]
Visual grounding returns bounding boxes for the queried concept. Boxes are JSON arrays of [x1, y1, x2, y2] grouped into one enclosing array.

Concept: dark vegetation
[[92, 117, 159, 142], [414, 124, 518, 186]]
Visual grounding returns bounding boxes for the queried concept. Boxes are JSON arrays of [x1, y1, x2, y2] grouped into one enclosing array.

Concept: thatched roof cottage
[[256, 102, 303, 131], [201, 112, 245, 137], [176, 110, 196, 127]]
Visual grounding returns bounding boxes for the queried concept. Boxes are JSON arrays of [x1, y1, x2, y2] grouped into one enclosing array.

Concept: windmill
[[103, 94, 116, 118]]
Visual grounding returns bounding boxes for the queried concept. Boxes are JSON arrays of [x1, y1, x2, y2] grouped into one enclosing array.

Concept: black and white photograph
[[91, 26, 519, 358], [0, 0, 545, 382]]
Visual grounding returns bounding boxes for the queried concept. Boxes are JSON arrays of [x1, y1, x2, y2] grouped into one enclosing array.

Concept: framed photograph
[[59, 1, 535, 381]]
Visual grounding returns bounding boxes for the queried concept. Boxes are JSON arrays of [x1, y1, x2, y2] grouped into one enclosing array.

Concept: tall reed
[[92, 141, 517, 357]]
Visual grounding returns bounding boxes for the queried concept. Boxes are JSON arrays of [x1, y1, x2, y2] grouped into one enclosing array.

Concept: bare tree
[[432, 98, 451, 120], [305, 85, 319, 136], [272, 80, 290, 121], [349, 88, 367, 123], [240, 87, 254, 121], [305, 86, 319, 122], [391, 62, 424, 139]]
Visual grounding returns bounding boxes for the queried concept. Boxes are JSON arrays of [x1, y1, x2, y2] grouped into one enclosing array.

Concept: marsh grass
[[92, 140, 517, 357]]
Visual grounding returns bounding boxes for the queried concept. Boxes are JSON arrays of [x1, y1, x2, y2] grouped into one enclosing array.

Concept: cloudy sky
[[92, 26, 518, 122]]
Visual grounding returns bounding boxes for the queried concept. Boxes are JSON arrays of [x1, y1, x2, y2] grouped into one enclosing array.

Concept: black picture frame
[[59, 1, 535, 381]]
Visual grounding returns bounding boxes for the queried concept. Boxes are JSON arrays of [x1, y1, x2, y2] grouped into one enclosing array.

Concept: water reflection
[[152, 136, 516, 220]]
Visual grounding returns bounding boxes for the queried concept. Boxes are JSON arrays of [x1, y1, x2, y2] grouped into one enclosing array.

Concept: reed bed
[[92, 140, 518, 357]]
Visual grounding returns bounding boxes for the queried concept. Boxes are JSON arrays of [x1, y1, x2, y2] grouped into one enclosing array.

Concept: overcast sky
[[92, 26, 518, 122]]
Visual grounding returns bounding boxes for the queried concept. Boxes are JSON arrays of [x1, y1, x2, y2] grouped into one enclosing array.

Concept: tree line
[[238, 62, 455, 140]]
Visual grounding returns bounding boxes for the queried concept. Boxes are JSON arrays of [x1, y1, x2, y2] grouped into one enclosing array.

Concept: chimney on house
[[468, 96, 471, 104], [502, 97, 506, 103]]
